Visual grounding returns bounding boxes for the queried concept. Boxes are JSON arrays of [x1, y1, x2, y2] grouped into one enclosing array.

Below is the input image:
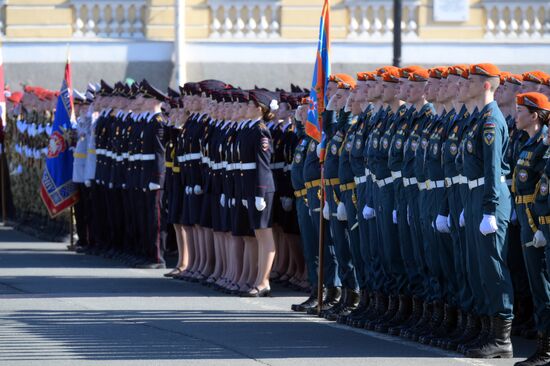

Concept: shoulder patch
[[483, 130, 495, 146]]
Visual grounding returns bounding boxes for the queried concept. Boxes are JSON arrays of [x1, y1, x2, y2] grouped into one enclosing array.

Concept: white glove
[[122, 183, 126, 189], [363, 205, 375, 220], [533, 230, 547, 248], [220, 194, 225, 207], [479, 214, 498, 236], [337, 202, 348, 221], [447, 215, 451, 229], [194, 185, 203, 195], [392, 210, 397, 224], [185, 186, 192, 195], [281, 197, 293, 212], [109, 183, 113, 189], [459, 209, 465, 227], [407, 205, 411, 226], [149, 182, 161, 191], [242, 199, 248, 209], [84, 180, 91, 188], [323, 201, 330, 220], [436, 215, 451, 233], [510, 209, 517, 224], [316, 143, 322, 158], [231, 198, 236, 207], [255, 196, 266, 211]]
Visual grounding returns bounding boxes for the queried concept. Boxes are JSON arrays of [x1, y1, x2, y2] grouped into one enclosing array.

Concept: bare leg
[[254, 228, 276, 290], [181, 225, 194, 277], [201, 228, 214, 277]]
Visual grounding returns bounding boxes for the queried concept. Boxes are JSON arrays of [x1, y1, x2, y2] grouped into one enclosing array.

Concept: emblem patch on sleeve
[[483, 131, 495, 145]]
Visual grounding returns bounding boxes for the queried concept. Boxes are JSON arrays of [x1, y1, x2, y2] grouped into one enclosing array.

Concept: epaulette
[[482, 111, 492, 119], [425, 109, 432, 117]]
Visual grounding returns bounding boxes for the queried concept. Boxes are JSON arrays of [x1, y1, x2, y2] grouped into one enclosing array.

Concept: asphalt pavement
[[0, 225, 534, 366]]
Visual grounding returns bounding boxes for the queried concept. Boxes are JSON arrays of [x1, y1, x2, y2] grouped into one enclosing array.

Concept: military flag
[[305, 0, 331, 144], [40, 54, 79, 217]]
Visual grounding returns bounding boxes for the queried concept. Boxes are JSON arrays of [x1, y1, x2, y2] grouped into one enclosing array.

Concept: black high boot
[[366, 293, 398, 331], [389, 295, 423, 336], [343, 289, 369, 325], [319, 288, 349, 320], [465, 317, 513, 358], [458, 315, 490, 354], [353, 292, 378, 328], [402, 301, 432, 339], [440, 309, 467, 349], [449, 313, 481, 351], [417, 301, 444, 343], [307, 287, 341, 316], [291, 288, 319, 312], [363, 292, 389, 330], [514, 332, 550, 366], [377, 294, 412, 333], [333, 289, 360, 323], [429, 304, 458, 347]]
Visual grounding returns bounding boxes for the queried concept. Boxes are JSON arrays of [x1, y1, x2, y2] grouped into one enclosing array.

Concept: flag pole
[[67, 207, 75, 250]]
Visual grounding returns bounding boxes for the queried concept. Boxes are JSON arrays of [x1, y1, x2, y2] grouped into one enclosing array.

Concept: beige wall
[[2, 0, 544, 41]]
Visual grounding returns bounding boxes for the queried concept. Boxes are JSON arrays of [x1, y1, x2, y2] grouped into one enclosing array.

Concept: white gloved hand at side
[[363, 205, 375, 220], [392, 210, 398, 224], [336, 202, 348, 221], [84, 180, 92, 188], [323, 201, 330, 220], [255, 197, 266, 211], [220, 194, 225, 207], [148, 182, 161, 191], [281, 197, 293, 212], [436, 215, 451, 233], [479, 214, 498, 236], [242, 199, 248, 209], [533, 230, 548, 248], [459, 209, 466, 227], [194, 185, 203, 195]]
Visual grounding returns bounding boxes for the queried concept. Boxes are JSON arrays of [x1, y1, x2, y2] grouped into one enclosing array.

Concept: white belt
[[201, 156, 210, 164], [122, 153, 129, 159], [241, 162, 257, 170], [459, 175, 467, 184], [376, 176, 394, 188], [186, 153, 201, 161], [270, 162, 285, 170], [284, 163, 293, 172], [141, 154, 155, 161], [365, 168, 371, 177], [128, 155, 135, 162], [177, 155, 185, 163], [212, 163, 224, 170], [96, 148, 105, 155], [354, 176, 367, 185], [467, 176, 506, 190], [134, 153, 143, 161], [403, 177, 418, 187], [417, 181, 427, 191], [222, 161, 228, 168], [426, 180, 445, 190], [115, 156, 123, 162], [391, 171, 402, 180], [445, 176, 462, 187], [226, 163, 236, 171]]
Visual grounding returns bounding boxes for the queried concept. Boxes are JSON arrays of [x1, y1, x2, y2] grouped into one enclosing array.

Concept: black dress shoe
[[240, 287, 271, 298]]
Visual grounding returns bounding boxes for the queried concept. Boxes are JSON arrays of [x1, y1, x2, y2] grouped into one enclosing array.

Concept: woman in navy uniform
[[238, 90, 278, 297], [513, 92, 550, 366]]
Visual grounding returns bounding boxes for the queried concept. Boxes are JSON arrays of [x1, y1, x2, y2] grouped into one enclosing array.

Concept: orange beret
[[399, 66, 422, 79], [516, 92, 550, 111], [506, 74, 523, 85], [376, 66, 399, 77], [382, 69, 400, 83], [470, 63, 501, 77], [409, 69, 429, 82], [429, 66, 448, 79], [329, 73, 355, 86], [338, 80, 356, 90], [300, 97, 310, 105], [8, 91, 23, 104], [448, 65, 470, 77], [499, 71, 512, 85], [356, 72, 369, 81], [522, 71, 548, 85]]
